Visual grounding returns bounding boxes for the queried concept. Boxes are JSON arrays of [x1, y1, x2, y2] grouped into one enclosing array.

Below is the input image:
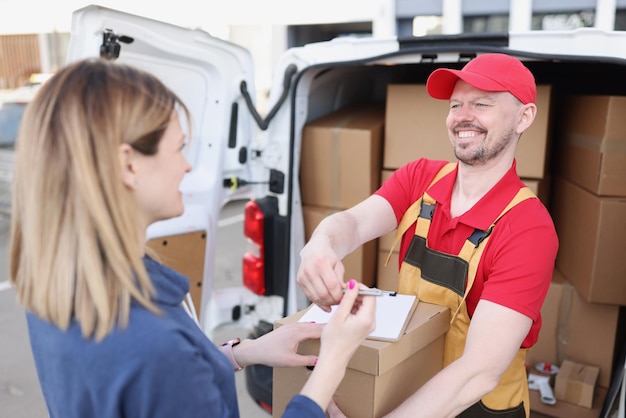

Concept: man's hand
[[297, 234, 345, 312]]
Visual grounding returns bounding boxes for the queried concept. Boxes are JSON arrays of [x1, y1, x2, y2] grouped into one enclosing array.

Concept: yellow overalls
[[387, 163, 536, 418]]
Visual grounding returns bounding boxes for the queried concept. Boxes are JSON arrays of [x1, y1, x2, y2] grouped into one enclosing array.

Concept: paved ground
[[0, 214, 48, 418], [0, 201, 269, 418]]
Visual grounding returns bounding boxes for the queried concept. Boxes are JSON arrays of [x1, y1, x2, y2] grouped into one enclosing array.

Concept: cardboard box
[[376, 168, 399, 290], [518, 84, 553, 179], [381, 169, 394, 184], [529, 386, 607, 418], [522, 177, 551, 208], [300, 104, 384, 209], [383, 84, 450, 170], [272, 302, 450, 418], [378, 169, 397, 255], [383, 84, 552, 179], [555, 360, 600, 408], [377, 230, 396, 255], [376, 249, 398, 291], [526, 269, 620, 389], [556, 95, 626, 197], [551, 177, 626, 305], [302, 205, 377, 287], [525, 276, 563, 370], [376, 170, 399, 290]]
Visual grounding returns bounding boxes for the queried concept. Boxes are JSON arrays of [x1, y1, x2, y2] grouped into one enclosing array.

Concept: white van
[[68, 4, 626, 413]]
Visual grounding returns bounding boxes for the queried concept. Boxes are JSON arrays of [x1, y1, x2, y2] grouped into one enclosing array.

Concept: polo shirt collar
[[427, 160, 522, 231]]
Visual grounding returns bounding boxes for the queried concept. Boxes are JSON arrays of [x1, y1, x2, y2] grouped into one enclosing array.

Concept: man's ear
[[516, 103, 537, 134], [119, 143, 138, 190]]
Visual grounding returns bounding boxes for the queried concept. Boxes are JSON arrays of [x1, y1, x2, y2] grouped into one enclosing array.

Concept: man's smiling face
[[446, 80, 523, 166]]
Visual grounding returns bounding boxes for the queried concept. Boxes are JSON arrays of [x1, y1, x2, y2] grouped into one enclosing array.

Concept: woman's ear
[[119, 143, 138, 190]]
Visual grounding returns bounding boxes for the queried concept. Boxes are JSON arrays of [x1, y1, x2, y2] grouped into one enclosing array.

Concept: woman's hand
[[318, 280, 376, 367], [232, 321, 323, 369], [299, 279, 376, 411], [232, 281, 376, 370]]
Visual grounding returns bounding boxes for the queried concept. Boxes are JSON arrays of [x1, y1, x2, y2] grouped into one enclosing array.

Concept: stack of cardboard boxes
[[527, 94, 626, 417], [295, 85, 625, 417], [552, 95, 626, 306], [300, 103, 385, 287]]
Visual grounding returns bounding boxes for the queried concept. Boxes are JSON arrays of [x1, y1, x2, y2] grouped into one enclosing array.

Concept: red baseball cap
[[426, 53, 536, 104]]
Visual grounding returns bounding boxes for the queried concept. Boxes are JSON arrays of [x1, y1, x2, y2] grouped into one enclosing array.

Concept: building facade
[[395, 0, 626, 37], [3, 1, 626, 90]]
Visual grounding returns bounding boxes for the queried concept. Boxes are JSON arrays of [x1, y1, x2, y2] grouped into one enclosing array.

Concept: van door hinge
[[100, 29, 134, 60]]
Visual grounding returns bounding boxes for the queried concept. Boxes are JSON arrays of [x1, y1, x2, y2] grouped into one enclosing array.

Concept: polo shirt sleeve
[[478, 199, 559, 347]]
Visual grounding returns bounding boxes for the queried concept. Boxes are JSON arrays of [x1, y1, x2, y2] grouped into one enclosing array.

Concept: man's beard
[[454, 127, 515, 166]]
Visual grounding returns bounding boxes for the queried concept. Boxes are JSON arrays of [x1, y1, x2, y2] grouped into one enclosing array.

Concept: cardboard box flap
[[306, 103, 386, 131], [274, 302, 449, 376]]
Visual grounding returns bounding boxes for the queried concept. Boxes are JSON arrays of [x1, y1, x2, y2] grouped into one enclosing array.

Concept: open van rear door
[[67, 5, 262, 333]]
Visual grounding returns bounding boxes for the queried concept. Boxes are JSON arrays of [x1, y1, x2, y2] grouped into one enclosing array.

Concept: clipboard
[[298, 293, 418, 342]]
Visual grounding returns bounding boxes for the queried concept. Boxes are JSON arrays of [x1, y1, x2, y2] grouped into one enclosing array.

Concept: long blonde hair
[[9, 59, 190, 341]]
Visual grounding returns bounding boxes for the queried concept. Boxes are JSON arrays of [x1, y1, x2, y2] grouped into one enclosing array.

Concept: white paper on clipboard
[[298, 293, 418, 342]]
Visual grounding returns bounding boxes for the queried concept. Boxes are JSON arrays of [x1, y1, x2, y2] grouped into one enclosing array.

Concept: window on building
[[463, 15, 509, 33], [532, 11, 595, 30], [614, 9, 626, 30], [287, 22, 372, 48], [412, 16, 442, 36]]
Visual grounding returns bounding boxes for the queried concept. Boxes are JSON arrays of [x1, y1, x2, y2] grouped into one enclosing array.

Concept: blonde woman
[[10, 59, 374, 418]]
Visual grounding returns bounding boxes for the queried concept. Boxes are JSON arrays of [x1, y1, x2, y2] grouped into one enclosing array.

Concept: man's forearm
[[384, 359, 498, 418], [309, 211, 360, 258]]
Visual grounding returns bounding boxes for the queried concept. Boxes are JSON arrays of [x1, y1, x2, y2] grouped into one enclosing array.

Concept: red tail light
[[257, 400, 272, 413], [243, 200, 266, 295]]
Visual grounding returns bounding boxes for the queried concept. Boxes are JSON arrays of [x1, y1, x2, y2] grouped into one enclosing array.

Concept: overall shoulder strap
[[449, 186, 537, 322], [385, 162, 456, 266]]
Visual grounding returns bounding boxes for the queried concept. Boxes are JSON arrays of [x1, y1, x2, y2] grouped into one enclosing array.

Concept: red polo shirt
[[376, 158, 558, 347]]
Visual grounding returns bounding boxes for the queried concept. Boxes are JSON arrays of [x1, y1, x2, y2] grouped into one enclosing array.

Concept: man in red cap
[[297, 53, 558, 417]]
